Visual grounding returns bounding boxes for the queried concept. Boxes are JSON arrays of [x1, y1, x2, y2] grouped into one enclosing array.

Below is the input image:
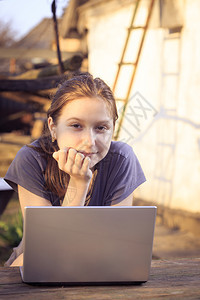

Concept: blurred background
[[0, 0, 200, 265]]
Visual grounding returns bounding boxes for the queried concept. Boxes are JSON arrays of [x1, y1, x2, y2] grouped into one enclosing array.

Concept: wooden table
[[0, 258, 200, 299]]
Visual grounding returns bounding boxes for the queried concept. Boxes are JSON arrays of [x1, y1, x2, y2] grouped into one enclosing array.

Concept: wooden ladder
[[113, 0, 155, 140]]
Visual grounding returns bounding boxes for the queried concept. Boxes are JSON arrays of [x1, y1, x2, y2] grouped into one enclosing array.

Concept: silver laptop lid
[[22, 206, 157, 284]]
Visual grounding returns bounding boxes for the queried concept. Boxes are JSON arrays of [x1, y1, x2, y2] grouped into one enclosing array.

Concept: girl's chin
[[89, 159, 98, 171], [89, 162, 95, 171]]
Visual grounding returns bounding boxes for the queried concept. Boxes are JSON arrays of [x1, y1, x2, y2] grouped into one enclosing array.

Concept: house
[[60, 0, 200, 232], [0, 16, 85, 75]]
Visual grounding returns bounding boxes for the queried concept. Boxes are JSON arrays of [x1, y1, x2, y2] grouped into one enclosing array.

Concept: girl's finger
[[73, 152, 85, 173], [81, 156, 91, 174], [52, 151, 59, 161], [65, 148, 77, 173], [57, 148, 68, 171]]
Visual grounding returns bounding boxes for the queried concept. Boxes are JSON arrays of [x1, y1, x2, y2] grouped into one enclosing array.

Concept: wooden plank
[[0, 259, 200, 299], [0, 267, 22, 284], [0, 76, 64, 92], [14, 55, 83, 80], [0, 48, 82, 60], [0, 55, 83, 92], [0, 92, 50, 106]]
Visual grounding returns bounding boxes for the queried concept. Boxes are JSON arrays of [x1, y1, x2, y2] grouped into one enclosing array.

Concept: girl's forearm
[[62, 177, 91, 206], [10, 253, 23, 267]]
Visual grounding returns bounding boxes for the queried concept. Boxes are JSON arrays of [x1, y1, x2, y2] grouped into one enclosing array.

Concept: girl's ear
[[48, 117, 56, 140]]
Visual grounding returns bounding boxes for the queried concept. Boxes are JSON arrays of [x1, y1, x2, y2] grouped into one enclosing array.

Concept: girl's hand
[[53, 148, 93, 183]]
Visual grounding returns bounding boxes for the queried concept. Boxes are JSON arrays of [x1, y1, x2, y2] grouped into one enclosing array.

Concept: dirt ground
[[0, 132, 200, 266], [0, 132, 32, 177], [153, 220, 200, 259]]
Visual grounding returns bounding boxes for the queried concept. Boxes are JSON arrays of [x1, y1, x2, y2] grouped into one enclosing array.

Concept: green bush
[[0, 210, 23, 247]]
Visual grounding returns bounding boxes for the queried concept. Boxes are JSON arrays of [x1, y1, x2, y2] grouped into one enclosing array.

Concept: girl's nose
[[83, 129, 96, 148]]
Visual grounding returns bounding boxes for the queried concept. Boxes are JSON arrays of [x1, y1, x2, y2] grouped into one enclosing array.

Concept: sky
[[0, 0, 69, 41]]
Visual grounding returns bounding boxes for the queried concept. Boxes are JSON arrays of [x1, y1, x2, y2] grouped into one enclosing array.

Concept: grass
[[0, 193, 22, 266], [0, 132, 31, 266]]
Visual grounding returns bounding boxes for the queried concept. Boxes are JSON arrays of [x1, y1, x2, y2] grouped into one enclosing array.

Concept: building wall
[[80, 0, 200, 213]]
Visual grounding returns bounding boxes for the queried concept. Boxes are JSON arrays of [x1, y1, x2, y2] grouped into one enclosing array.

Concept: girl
[[4, 73, 146, 266]]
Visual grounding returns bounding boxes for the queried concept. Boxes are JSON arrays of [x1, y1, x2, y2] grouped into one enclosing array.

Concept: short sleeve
[[103, 143, 146, 205], [4, 145, 52, 202]]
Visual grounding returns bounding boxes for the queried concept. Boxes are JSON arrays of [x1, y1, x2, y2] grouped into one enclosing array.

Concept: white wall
[[80, 0, 200, 213]]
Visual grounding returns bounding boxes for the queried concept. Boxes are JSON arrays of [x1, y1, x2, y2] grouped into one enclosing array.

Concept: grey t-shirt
[[4, 140, 146, 206]]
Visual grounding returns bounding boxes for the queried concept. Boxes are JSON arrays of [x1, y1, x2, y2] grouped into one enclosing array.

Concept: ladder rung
[[162, 72, 179, 76], [118, 62, 136, 66], [164, 35, 181, 41], [158, 143, 175, 148], [165, 108, 177, 112], [128, 26, 146, 30], [154, 176, 172, 183], [115, 98, 126, 102]]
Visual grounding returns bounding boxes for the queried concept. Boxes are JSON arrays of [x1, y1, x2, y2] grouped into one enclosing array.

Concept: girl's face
[[48, 97, 114, 169]]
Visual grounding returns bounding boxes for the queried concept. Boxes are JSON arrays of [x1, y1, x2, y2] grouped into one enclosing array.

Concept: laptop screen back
[[22, 206, 157, 284]]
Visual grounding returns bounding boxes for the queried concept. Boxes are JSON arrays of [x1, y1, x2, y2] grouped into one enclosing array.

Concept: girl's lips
[[78, 151, 97, 157]]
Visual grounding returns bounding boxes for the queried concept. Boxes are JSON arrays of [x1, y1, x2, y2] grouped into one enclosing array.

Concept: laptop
[[20, 206, 157, 285]]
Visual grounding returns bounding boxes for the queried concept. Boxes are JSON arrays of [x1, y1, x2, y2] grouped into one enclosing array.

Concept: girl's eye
[[96, 126, 106, 131], [71, 124, 81, 129]]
